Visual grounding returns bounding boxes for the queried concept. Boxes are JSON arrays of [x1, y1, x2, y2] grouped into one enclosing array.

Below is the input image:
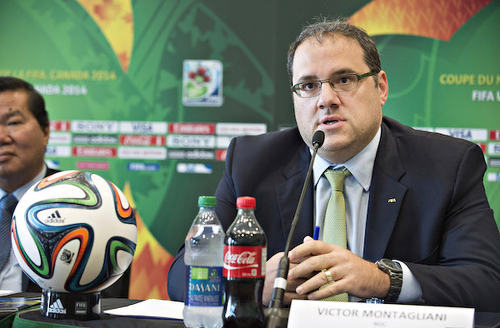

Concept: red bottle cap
[[236, 196, 256, 209]]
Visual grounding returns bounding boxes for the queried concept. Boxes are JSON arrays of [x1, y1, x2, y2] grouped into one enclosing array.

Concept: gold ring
[[322, 269, 333, 282]]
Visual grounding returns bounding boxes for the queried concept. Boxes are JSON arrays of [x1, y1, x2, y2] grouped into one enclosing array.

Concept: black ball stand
[[41, 289, 101, 320]]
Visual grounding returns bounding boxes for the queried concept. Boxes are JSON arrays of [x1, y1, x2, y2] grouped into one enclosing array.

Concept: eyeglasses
[[291, 71, 378, 98]]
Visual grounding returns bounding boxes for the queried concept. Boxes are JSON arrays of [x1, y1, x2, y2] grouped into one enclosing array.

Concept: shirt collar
[[313, 127, 381, 191], [0, 166, 47, 200]]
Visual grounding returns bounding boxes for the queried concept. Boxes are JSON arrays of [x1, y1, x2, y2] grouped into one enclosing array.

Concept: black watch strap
[[376, 258, 403, 303]]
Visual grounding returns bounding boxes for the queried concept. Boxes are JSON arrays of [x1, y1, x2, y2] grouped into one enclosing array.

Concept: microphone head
[[312, 130, 325, 148]]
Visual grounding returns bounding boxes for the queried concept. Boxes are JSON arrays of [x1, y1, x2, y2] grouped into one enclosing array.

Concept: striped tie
[[321, 168, 350, 302]]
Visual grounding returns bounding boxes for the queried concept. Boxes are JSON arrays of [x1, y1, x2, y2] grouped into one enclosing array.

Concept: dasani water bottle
[[183, 196, 224, 328]]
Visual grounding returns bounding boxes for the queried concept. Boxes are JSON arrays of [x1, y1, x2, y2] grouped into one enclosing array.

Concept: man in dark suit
[[168, 19, 500, 311]]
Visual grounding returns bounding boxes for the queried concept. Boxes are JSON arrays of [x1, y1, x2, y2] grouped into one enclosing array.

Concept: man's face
[[0, 90, 49, 192], [292, 34, 388, 163]]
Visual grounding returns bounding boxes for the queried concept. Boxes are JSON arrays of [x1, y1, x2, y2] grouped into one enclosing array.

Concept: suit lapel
[[364, 122, 407, 262], [275, 141, 314, 249]]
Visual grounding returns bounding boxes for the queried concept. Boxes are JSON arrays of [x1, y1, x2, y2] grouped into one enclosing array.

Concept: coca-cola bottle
[[223, 196, 267, 328]]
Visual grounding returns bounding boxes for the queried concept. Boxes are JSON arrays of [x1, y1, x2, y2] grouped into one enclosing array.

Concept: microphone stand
[[265, 131, 324, 328]]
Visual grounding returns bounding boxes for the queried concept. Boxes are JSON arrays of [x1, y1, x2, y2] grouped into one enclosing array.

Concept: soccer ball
[[11, 170, 137, 293]]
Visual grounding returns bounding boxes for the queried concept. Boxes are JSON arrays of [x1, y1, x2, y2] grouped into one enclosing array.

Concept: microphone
[[265, 130, 325, 328]]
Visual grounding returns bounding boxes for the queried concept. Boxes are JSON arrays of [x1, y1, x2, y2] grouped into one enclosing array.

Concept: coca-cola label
[[185, 266, 223, 307], [223, 245, 266, 278]]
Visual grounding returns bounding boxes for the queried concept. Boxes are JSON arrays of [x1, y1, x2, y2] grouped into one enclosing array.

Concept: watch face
[[379, 259, 402, 272]]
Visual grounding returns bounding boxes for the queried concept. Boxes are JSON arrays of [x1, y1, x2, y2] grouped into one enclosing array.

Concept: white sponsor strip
[[489, 158, 500, 168], [73, 134, 118, 145], [119, 121, 167, 134], [48, 132, 71, 145], [488, 142, 500, 155], [118, 146, 167, 160], [487, 172, 500, 181], [167, 149, 214, 160], [288, 300, 473, 328], [216, 123, 266, 136], [167, 135, 215, 148], [176, 163, 212, 174], [434, 128, 487, 141], [71, 120, 118, 133], [216, 135, 234, 148], [46, 146, 71, 157]]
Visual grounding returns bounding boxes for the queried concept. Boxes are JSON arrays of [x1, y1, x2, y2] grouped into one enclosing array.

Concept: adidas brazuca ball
[[11, 170, 137, 294]]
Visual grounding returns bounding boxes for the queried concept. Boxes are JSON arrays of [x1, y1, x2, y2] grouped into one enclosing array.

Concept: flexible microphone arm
[[265, 130, 325, 328]]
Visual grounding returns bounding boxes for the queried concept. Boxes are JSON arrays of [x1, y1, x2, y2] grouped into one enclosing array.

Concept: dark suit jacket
[[168, 117, 500, 311]]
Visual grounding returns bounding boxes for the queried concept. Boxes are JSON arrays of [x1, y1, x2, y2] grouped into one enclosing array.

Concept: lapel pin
[[388, 198, 396, 203]]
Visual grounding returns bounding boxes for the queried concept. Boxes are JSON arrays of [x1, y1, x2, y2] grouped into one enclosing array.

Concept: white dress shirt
[[312, 128, 422, 303], [0, 166, 47, 292]]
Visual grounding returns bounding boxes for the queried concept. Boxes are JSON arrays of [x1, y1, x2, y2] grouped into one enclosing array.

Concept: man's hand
[[263, 252, 309, 306], [287, 237, 390, 300]]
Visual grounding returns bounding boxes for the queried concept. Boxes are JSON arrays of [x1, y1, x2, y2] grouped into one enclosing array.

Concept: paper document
[[104, 299, 184, 320]]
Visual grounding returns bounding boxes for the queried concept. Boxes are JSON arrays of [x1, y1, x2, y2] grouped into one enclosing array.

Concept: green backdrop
[[0, 0, 498, 258]]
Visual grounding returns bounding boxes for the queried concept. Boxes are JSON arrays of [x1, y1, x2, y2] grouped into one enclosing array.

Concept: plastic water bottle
[[183, 196, 224, 328]]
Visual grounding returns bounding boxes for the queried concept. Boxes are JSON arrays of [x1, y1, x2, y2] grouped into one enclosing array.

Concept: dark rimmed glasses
[[291, 71, 378, 98]]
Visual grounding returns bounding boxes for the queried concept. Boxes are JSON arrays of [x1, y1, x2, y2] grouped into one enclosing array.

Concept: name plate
[[288, 300, 474, 328]]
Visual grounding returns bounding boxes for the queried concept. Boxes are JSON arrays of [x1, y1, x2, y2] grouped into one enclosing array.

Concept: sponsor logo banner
[[167, 149, 215, 160], [46, 146, 71, 157], [50, 121, 71, 131], [119, 121, 167, 134], [73, 146, 116, 157], [490, 130, 500, 141], [216, 123, 267, 136], [167, 135, 215, 148], [489, 157, 500, 167], [168, 122, 215, 135], [434, 128, 487, 141], [488, 143, 500, 155], [72, 120, 118, 133], [72, 134, 118, 145], [127, 162, 160, 171], [48, 132, 71, 145], [176, 163, 212, 174], [488, 172, 500, 181], [118, 146, 167, 159], [120, 135, 166, 146], [216, 149, 227, 161], [216, 136, 233, 149]]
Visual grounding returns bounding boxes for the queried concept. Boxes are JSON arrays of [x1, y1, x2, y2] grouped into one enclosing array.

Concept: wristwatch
[[376, 258, 403, 303]]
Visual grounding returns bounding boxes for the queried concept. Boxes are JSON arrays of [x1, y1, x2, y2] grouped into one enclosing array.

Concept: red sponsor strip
[[168, 122, 215, 135], [490, 130, 500, 141], [120, 135, 166, 146], [50, 121, 71, 131], [72, 146, 116, 157], [216, 149, 227, 161]]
